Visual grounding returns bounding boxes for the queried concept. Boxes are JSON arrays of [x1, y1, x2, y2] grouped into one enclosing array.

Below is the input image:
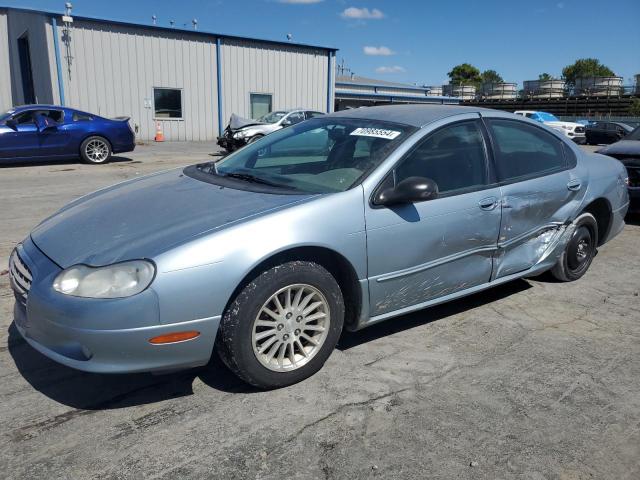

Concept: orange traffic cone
[[154, 122, 165, 142]]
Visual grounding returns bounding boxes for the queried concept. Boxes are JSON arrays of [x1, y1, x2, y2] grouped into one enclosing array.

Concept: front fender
[[151, 187, 367, 324]]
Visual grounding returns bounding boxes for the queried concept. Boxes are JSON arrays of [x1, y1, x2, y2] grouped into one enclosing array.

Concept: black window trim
[[370, 118, 494, 207], [12, 108, 65, 124], [480, 116, 574, 187]]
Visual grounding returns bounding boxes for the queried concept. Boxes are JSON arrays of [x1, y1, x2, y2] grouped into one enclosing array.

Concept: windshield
[[537, 112, 560, 122], [258, 111, 287, 124], [626, 126, 640, 141], [0, 109, 14, 122], [209, 117, 416, 193]]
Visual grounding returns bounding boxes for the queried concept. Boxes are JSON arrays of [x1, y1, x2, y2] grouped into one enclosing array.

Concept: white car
[[217, 109, 325, 152], [514, 110, 586, 144]]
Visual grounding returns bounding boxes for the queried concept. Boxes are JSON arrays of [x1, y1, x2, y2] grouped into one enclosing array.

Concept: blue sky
[[5, 0, 640, 87]]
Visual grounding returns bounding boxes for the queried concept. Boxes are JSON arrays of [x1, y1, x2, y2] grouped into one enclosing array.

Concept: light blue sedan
[[10, 105, 629, 388]]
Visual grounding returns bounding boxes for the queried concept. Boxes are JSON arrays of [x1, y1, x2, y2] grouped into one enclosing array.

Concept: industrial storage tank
[[523, 79, 566, 98], [443, 84, 476, 100], [574, 77, 623, 96], [425, 86, 443, 96], [480, 82, 517, 100]]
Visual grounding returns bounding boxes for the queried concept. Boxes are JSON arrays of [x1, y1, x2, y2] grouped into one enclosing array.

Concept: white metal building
[[334, 75, 459, 110], [0, 6, 336, 141]]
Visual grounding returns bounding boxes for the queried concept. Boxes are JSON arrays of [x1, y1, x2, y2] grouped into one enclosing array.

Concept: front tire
[[80, 136, 112, 164], [216, 261, 344, 389], [247, 134, 264, 144], [551, 213, 598, 282]]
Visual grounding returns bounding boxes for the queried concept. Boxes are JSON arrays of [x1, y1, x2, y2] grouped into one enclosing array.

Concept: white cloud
[[341, 7, 385, 19], [278, 0, 324, 3], [363, 46, 395, 56], [376, 66, 406, 74]]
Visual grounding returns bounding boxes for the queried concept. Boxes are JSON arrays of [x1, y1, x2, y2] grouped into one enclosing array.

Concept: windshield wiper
[[222, 172, 289, 188]]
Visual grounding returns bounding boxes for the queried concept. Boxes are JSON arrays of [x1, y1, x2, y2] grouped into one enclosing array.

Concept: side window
[[285, 112, 305, 125], [44, 110, 64, 122], [486, 119, 566, 181], [305, 111, 324, 119], [395, 121, 488, 194], [73, 112, 93, 122]]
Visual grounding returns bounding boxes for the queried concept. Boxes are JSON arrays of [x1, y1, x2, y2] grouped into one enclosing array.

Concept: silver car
[[10, 105, 629, 389], [217, 109, 325, 152]]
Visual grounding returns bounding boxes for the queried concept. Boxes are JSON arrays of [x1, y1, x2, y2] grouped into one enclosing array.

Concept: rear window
[[73, 112, 93, 121], [486, 119, 567, 181]]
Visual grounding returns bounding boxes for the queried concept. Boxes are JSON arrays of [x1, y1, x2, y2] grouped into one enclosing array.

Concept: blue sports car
[[0, 105, 135, 164]]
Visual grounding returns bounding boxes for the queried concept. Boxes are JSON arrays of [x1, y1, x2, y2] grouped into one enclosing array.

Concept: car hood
[[30, 169, 312, 268], [597, 140, 640, 157], [545, 121, 582, 129], [228, 113, 265, 131]]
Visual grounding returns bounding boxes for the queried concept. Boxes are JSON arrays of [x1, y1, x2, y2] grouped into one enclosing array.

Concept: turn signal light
[[149, 331, 200, 344]]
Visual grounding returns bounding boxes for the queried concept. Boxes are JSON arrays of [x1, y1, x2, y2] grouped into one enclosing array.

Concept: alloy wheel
[[251, 283, 330, 372]]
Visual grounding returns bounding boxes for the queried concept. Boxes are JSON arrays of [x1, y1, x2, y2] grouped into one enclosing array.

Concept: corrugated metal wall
[[55, 20, 218, 141], [0, 10, 12, 111], [2, 9, 334, 142], [6, 9, 56, 106], [220, 39, 329, 123]]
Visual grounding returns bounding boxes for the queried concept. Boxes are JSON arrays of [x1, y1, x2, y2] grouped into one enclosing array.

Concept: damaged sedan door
[[365, 118, 501, 317], [483, 116, 586, 278]]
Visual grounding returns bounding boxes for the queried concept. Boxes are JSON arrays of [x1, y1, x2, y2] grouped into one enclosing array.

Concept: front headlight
[[53, 260, 155, 298], [233, 130, 248, 139]]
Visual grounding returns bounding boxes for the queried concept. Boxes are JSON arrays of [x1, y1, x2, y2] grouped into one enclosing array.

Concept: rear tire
[[80, 136, 112, 164], [551, 213, 598, 282], [216, 261, 344, 389]]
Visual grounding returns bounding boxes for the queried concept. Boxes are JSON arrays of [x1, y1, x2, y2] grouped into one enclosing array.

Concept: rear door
[[482, 115, 586, 278]]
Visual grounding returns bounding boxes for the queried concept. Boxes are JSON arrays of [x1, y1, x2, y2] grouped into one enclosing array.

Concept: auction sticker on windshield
[[350, 127, 401, 140]]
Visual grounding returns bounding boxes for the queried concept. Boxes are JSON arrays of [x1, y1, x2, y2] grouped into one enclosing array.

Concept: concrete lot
[[1, 143, 639, 479]]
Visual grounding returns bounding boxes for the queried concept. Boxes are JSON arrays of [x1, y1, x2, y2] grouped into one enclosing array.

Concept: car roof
[[11, 104, 69, 112], [328, 104, 496, 128]]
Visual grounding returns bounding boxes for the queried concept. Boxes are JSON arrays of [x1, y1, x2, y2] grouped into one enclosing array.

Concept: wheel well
[[227, 247, 362, 329], [80, 134, 112, 151], [581, 198, 612, 246]]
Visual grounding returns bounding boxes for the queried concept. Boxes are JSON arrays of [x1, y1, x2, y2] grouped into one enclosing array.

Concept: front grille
[[9, 249, 32, 307], [575, 126, 585, 134]]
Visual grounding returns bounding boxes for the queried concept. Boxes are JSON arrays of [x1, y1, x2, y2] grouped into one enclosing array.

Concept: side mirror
[[281, 118, 293, 127], [375, 176, 439, 206], [5, 118, 17, 130], [34, 113, 58, 132]]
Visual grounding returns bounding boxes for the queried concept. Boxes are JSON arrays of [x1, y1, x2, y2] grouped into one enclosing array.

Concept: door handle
[[478, 196, 498, 210], [567, 179, 582, 191]]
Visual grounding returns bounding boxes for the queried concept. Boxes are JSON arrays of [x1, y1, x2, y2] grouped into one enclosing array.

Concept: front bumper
[[572, 135, 586, 145], [11, 238, 219, 374], [216, 131, 246, 151]]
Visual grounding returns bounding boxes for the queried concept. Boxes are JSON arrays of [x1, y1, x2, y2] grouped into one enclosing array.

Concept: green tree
[[562, 58, 615, 86], [481, 69, 503, 85], [630, 98, 640, 117], [538, 73, 555, 81], [447, 63, 482, 87]]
